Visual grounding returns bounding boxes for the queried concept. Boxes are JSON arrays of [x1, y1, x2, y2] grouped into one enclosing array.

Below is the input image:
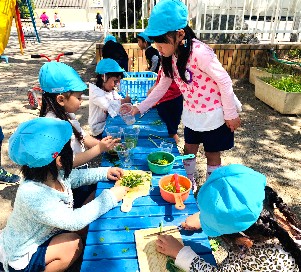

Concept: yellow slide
[[0, 0, 18, 55]]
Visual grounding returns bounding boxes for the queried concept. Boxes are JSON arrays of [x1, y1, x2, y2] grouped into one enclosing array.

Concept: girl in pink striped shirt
[[132, 0, 241, 191]]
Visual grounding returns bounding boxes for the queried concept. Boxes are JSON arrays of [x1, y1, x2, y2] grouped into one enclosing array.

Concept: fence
[[102, 0, 301, 43], [96, 42, 301, 78]]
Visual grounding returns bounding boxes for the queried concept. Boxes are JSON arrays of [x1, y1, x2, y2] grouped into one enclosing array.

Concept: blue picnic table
[[80, 108, 216, 272]]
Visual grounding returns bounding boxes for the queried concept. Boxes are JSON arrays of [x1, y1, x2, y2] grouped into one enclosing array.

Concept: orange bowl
[[159, 174, 192, 210]]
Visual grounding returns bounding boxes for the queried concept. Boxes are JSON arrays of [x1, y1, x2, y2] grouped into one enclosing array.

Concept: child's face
[[103, 76, 121, 92], [137, 38, 146, 50], [59, 92, 83, 113], [154, 31, 184, 57]]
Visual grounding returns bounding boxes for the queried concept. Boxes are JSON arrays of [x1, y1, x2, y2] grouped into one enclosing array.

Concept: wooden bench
[[96, 43, 148, 72]]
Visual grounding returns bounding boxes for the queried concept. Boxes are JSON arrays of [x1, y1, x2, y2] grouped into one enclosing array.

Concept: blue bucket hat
[[197, 164, 267, 237], [144, 0, 188, 37], [137, 32, 153, 43], [9, 118, 72, 168], [104, 34, 117, 44], [39, 62, 87, 93], [95, 58, 125, 74]]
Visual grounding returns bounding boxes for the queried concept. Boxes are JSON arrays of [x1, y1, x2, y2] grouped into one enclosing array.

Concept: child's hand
[[107, 167, 124, 180], [181, 212, 201, 230], [110, 186, 129, 202], [131, 106, 140, 116], [99, 136, 119, 152], [225, 117, 241, 132], [121, 96, 131, 104], [156, 235, 184, 258]]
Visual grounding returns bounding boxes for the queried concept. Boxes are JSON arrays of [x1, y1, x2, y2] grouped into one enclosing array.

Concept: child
[[155, 164, 301, 271], [88, 58, 131, 139], [137, 32, 161, 73], [96, 12, 102, 29], [102, 35, 129, 71], [39, 62, 118, 207], [0, 117, 129, 272], [0, 126, 20, 184], [39, 11, 49, 27], [132, 0, 242, 191], [39, 61, 117, 168]]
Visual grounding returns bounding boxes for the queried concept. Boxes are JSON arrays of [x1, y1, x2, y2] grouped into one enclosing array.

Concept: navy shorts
[[0, 126, 4, 143], [156, 95, 183, 135], [184, 123, 234, 152], [7, 236, 52, 272]]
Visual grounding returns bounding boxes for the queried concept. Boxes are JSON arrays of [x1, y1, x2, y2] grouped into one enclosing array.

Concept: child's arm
[[20, 182, 127, 231], [73, 138, 116, 167], [133, 75, 172, 114]]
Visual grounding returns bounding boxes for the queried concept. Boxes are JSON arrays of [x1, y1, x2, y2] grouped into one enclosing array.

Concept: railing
[[103, 0, 301, 43]]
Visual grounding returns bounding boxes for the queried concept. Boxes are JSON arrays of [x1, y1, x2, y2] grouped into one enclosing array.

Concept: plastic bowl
[[159, 174, 192, 210], [147, 151, 174, 174]]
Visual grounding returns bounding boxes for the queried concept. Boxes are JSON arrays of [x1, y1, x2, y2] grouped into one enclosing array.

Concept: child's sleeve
[[21, 184, 118, 231], [137, 73, 173, 114], [67, 167, 110, 189], [175, 246, 241, 271]]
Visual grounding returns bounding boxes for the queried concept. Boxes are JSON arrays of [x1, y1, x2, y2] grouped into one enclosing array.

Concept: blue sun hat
[[39, 62, 87, 93], [197, 164, 267, 237], [104, 34, 117, 44], [95, 58, 125, 74], [9, 118, 72, 168], [137, 32, 153, 43], [144, 0, 188, 37]]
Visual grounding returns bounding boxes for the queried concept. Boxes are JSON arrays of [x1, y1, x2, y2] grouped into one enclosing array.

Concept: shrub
[[263, 76, 301, 93]]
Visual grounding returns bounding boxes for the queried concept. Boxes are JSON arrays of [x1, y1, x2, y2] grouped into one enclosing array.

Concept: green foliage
[[263, 76, 301, 93], [166, 257, 185, 272], [287, 49, 301, 59], [17, 0, 35, 19], [209, 239, 220, 252], [264, 64, 288, 74]]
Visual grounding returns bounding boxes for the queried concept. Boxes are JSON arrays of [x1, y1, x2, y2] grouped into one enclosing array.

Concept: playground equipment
[[27, 52, 73, 109], [0, 0, 40, 56]]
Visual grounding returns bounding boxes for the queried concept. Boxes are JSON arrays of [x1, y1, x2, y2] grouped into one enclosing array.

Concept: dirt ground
[[0, 28, 300, 268]]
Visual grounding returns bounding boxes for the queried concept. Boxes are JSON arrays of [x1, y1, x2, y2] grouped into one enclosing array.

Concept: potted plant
[[255, 75, 301, 114], [249, 64, 290, 85]]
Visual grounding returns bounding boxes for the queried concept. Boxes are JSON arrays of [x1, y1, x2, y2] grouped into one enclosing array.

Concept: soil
[[0, 28, 300, 269]]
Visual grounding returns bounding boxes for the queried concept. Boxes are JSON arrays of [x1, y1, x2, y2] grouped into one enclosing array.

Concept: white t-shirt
[[88, 83, 122, 136]]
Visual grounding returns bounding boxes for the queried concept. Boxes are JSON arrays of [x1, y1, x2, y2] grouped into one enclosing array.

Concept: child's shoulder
[[191, 39, 216, 60]]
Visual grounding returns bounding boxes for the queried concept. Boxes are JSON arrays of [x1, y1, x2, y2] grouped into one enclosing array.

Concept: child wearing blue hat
[[89, 58, 131, 139], [132, 0, 242, 191], [39, 62, 120, 207], [102, 34, 129, 71], [137, 32, 161, 73], [0, 118, 129, 272], [155, 164, 301, 271]]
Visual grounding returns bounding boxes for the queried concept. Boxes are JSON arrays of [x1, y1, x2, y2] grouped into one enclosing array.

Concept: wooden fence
[[96, 43, 301, 79]]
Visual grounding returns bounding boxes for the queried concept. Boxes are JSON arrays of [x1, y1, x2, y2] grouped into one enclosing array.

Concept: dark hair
[[39, 92, 83, 143], [21, 140, 73, 182], [150, 25, 196, 83], [95, 72, 124, 89], [223, 186, 301, 270], [137, 36, 152, 47]]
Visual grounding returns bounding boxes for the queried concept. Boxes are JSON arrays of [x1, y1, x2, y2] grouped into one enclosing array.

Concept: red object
[[159, 174, 192, 210], [15, 3, 25, 48], [52, 152, 59, 158], [172, 174, 181, 193]]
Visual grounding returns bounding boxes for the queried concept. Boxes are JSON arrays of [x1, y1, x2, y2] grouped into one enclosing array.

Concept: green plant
[[262, 76, 301, 93], [287, 49, 301, 60], [264, 64, 288, 74], [17, 0, 35, 19]]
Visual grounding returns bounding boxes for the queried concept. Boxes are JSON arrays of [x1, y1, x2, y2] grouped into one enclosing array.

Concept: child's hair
[[137, 36, 152, 47], [95, 72, 124, 89], [39, 92, 83, 143], [150, 25, 196, 83], [21, 140, 73, 182], [224, 186, 301, 270]]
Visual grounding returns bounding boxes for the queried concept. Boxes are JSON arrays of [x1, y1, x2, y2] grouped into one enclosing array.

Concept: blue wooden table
[[81, 108, 216, 272]]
